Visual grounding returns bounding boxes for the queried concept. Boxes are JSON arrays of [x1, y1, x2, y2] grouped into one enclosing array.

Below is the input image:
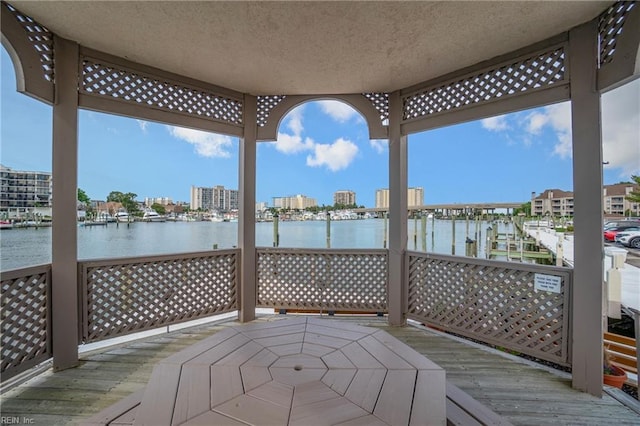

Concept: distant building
[[190, 185, 238, 211], [256, 201, 268, 212], [334, 190, 356, 206], [531, 189, 574, 217], [273, 194, 317, 210], [213, 185, 239, 212], [190, 186, 213, 210], [0, 164, 52, 217], [603, 183, 640, 216], [374, 187, 424, 209], [531, 183, 640, 217], [144, 197, 173, 207]]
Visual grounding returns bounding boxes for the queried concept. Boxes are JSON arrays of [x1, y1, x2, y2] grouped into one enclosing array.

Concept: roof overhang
[[9, 1, 613, 95]]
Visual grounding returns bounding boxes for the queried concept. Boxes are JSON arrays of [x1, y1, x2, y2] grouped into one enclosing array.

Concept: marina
[[0, 218, 514, 272]]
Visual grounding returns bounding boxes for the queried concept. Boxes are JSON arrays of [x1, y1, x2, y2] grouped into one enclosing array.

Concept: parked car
[[604, 220, 640, 230], [604, 225, 640, 242], [615, 230, 640, 248]]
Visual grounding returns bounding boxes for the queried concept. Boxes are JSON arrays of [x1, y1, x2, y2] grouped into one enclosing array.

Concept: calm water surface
[[0, 219, 514, 271]]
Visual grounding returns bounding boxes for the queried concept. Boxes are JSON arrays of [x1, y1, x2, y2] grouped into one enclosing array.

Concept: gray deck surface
[[2, 314, 639, 425]]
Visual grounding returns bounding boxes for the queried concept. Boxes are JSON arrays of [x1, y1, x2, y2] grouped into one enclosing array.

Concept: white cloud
[[306, 138, 359, 171], [274, 132, 314, 154], [525, 111, 549, 135], [370, 139, 387, 154], [602, 80, 640, 177], [481, 115, 509, 131], [512, 79, 639, 175], [137, 119, 148, 133], [317, 100, 359, 123], [167, 126, 233, 158], [541, 103, 572, 159], [286, 105, 305, 135]]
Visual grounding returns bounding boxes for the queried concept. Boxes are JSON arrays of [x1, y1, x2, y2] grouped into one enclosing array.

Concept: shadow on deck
[[1, 314, 639, 425]]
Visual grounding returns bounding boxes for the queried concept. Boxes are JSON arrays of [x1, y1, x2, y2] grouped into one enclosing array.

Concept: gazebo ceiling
[[11, 1, 612, 95]]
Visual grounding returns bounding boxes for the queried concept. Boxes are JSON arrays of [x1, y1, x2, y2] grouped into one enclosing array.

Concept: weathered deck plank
[[1, 314, 638, 425]]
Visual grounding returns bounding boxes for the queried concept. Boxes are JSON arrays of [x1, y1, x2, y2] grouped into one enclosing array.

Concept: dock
[[522, 223, 639, 312], [1, 314, 639, 425]]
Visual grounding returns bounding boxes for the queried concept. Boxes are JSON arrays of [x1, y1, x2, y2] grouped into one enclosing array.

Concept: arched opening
[[256, 99, 388, 248], [0, 45, 53, 270]]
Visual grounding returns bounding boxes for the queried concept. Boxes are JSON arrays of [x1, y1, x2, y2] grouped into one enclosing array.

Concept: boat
[[142, 210, 166, 222], [210, 211, 224, 222], [0, 220, 13, 229], [114, 211, 131, 223]]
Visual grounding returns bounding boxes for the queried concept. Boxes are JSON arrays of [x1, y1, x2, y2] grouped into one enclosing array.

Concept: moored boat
[[142, 210, 166, 222], [114, 211, 132, 223]]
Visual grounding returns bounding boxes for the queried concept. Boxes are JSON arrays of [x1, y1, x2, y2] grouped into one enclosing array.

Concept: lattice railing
[[3, 2, 54, 82], [80, 250, 238, 343], [598, 1, 636, 66], [1, 264, 52, 381], [257, 248, 388, 313], [407, 251, 572, 366], [402, 46, 566, 122], [80, 57, 243, 126]]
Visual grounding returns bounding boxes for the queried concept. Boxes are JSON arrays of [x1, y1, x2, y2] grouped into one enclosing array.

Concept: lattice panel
[[257, 249, 387, 312], [81, 59, 243, 125], [363, 92, 390, 124], [407, 253, 570, 366], [403, 47, 565, 121], [1, 267, 51, 381], [82, 253, 238, 343], [4, 2, 54, 82], [598, 1, 636, 66], [257, 95, 287, 127]]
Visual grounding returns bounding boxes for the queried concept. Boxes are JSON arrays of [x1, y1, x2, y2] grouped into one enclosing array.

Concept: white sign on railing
[[534, 273, 562, 293]]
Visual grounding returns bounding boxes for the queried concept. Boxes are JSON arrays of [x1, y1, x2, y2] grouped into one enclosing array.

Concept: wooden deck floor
[[2, 314, 639, 425]]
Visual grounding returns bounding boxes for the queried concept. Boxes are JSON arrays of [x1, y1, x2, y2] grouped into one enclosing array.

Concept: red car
[[604, 225, 640, 242]]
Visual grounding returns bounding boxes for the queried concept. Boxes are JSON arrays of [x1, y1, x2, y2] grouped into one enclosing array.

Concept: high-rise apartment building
[[273, 194, 317, 210], [374, 187, 424, 209], [190, 186, 213, 210], [0, 165, 52, 215], [333, 190, 356, 206], [190, 185, 238, 211], [213, 185, 239, 211]]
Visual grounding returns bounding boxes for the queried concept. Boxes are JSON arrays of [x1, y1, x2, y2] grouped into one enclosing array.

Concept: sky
[[1, 47, 639, 208]]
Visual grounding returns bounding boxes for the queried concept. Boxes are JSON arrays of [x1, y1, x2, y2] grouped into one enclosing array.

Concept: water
[[0, 219, 514, 271]]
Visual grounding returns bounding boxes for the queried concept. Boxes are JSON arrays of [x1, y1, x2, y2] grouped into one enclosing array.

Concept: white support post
[[51, 36, 79, 371], [569, 21, 604, 397], [388, 91, 407, 326], [238, 95, 257, 322]]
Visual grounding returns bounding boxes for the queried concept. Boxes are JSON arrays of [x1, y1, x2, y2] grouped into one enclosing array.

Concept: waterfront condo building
[[273, 194, 317, 210], [0, 164, 52, 217], [144, 197, 173, 207], [375, 187, 424, 209], [531, 189, 574, 217], [532, 183, 640, 217], [333, 190, 356, 206], [190, 185, 238, 212], [190, 186, 213, 211]]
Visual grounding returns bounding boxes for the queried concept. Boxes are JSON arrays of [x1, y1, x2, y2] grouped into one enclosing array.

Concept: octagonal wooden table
[[87, 317, 446, 425]]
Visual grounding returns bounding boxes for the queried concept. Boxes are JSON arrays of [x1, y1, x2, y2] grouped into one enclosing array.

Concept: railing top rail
[[257, 247, 388, 255], [407, 250, 573, 276], [0, 263, 51, 280], [79, 249, 240, 268]]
